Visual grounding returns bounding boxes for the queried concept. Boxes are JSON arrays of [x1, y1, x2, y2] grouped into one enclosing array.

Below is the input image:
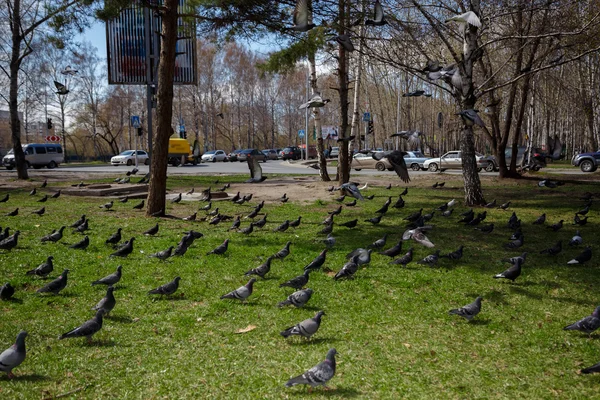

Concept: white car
[[201, 150, 228, 162], [111, 150, 150, 166], [423, 151, 489, 172]]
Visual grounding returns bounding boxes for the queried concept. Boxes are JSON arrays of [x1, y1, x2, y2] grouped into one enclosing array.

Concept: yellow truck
[[168, 138, 199, 166]]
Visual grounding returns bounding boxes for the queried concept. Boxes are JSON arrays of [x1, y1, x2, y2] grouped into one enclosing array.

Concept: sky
[[86, 21, 108, 63]]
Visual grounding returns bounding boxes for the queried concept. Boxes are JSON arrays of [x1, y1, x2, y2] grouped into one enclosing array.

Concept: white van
[[3, 143, 64, 170]]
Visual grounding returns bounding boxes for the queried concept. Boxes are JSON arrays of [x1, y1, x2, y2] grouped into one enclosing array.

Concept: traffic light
[[137, 127, 143, 136], [47, 118, 53, 130], [368, 120, 374, 136], [180, 131, 187, 139]]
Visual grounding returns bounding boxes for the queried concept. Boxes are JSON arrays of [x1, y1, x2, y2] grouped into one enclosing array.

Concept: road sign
[[131, 116, 141, 128], [45, 135, 61, 142], [298, 129, 305, 138], [363, 112, 371, 122], [179, 124, 185, 133]]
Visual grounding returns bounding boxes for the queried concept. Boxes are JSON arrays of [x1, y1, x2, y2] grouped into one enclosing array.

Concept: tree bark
[[308, 53, 330, 181], [146, 0, 179, 217], [337, 0, 350, 184]]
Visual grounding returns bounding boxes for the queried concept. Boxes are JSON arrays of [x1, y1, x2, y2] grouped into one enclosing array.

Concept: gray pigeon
[[37, 269, 69, 294], [273, 220, 290, 232], [244, 256, 274, 279], [69, 235, 90, 250], [281, 311, 325, 339], [345, 248, 372, 266], [368, 234, 388, 249], [416, 250, 441, 267], [273, 241, 292, 260], [334, 255, 360, 280], [59, 309, 104, 343], [569, 230, 583, 246], [494, 259, 523, 282], [110, 237, 135, 257], [278, 288, 313, 308], [567, 246, 592, 264], [150, 246, 174, 260], [207, 239, 229, 255], [449, 297, 483, 321], [340, 182, 364, 200], [92, 286, 116, 316], [0, 282, 15, 300], [143, 223, 159, 236], [220, 278, 256, 302], [285, 348, 337, 389], [304, 249, 328, 271], [0, 230, 20, 250], [99, 201, 114, 210], [105, 228, 122, 245], [41, 227, 64, 243], [92, 266, 122, 286], [279, 270, 310, 290], [26, 256, 54, 277], [563, 306, 600, 335], [0, 331, 27, 379], [379, 240, 403, 257], [390, 248, 414, 267], [148, 277, 181, 296]]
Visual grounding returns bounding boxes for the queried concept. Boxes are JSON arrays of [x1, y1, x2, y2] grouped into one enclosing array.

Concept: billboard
[[106, 1, 197, 85]]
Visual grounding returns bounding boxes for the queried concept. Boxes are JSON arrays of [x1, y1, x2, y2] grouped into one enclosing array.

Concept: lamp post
[[400, 90, 432, 153], [58, 66, 78, 163]]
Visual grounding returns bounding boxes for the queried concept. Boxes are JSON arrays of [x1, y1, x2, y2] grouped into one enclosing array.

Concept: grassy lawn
[[1, 174, 599, 399]]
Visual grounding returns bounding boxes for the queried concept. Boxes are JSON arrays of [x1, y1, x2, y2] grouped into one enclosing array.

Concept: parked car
[[351, 152, 393, 171], [572, 150, 600, 172], [329, 146, 340, 158], [228, 149, 243, 162], [423, 151, 489, 172], [261, 149, 279, 160], [3, 143, 64, 170], [280, 146, 302, 160], [201, 150, 228, 163], [238, 148, 267, 162], [111, 150, 150, 166], [403, 151, 429, 171]]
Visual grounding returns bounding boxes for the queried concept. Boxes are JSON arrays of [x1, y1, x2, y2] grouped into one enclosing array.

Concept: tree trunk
[[337, 0, 350, 184], [308, 53, 330, 181], [146, 0, 178, 217]]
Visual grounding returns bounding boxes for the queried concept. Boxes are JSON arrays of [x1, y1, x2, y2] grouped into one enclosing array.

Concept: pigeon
[[50, 190, 61, 199], [30, 206, 45, 216], [273, 241, 292, 260], [504, 234, 524, 249], [393, 196, 405, 209], [273, 220, 290, 232], [460, 208, 474, 217], [365, 194, 375, 200], [318, 233, 336, 248], [385, 183, 392, 190], [26, 256, 54, 277], [404, 209, 423, 222], [231, 192, 241, 202], [365, 0, 387, 26], [243, 193, 253, 202], [290, 216, 302, 228], [339, 219, 357, 228], [502, 252, 527, 265], [285, 348, 337, 389], [290, 0, 316, 32], [375, 197, 392, 214], [509, 229, 523, 241], [547, 220, 564, 232], [37, 269, 69, 294], [208, 208, 220, 217], [143, 224, 159, 236], [0, 193, 8, 202], [0, 331, 27, 378], [70, 214, 86, 228], [253, 214, 268, 228], [365, 215, 382, 224], [499, 201, 511, 210], [299, 94, 329, 110], [100, 201, 114, 210], [105, 228, 122, 246], [319, 223, 333, 235], [457, 109, 486, 127], [238, 224, 254, 235], [227, 216, 241, 231], [304, 249, 327, 271], [150, 246, 173, 260], [403, 227, 435, 248], [436, 203, 449, 212], [244, 256, 274, 278], [245, 208, 259, 219], [345, 248, 372, 266], [74, 219, 89, 234], [148, 277, 181, 296], [207, 239, 229, 255], [416, 250, 441, 267], [92, 266, 122, 286], [183, 212, 197, 221], [484, 199, 496, 208], [0, 283, 15, 300], [422, 211, 435, 222], [569, 231, 583, 246], [567, 246, 592, 264], [373, 151, 410, 182], [59, 310, 104, 343], [340, 182, 364, 200], [5, 208, 18, 216], [391, 248, 414, 267], [281, 311, 325, 339], [532, 213, 546, 225], [133, 200, 145, 210], [69, 235, 90, 250], [171, 193, 182, 203], [334, 195, 346, 202], [110, 237, 135, 257], [440, 245, 464, 260], [220, 278, 256, 302], [328, 206, 342, 216], [280, 270, 310, 290], [576, 205, 590, 216], [278, 288, 313, 308], [379, 240, 403, 257], [446, 11, 481, 29], [573, 215, 589, 226], [449, 297, 483, 321], [246, 155, 267, 183], [0, 227, 8, 242], [442, 209, 454, 217], [40, 227, 64, 243], [279, 193, 288, 203], [368, 234, 388, 249], [540, 240, 562, 256], [334, 256, 359, 280], [54, 80, 69, 95], [581, 361, 600, 374], [432, 182, 439, 189], [493, 260, 523, 282], [475, 223, 494, 233], [200, 187, 212, 201], [0, 230, 20, 250], [92, 286, 116, 316], [563, 306, 600, 335]]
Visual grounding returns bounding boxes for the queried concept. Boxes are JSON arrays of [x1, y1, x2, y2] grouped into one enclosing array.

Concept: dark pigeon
[[494, 260, 523, 282], [273, 241, 292, 260], [26, 256, 54, 277], [368, 234, 388, 249], [339, 219, 358, 228], [92, 286, 116, 316], [540, 240, 562, 256], [416, 250, 441, 267], [567, 246, 592, 264], [59, 309, 104, 343], [563, 306, 600, 335], [143, 224, 159, 236], [441, 245, 464, 260], [379, 240, 403, 257], [280, 270, 310, 290], [547, 220, 564, 232], [150, 246, 173, 260], [37, 269, 69, 294], [105, 228, 122, 245], [148, 277, 181, 296], [0, 282, 15, 300], [133, 200, 145, 210], [69, 235, 89, 250], [244, 256, 274, 278], [273, 220, 290, 232], [207, 239, 229, 255], [475, 223, 494, 233], [334, 256, 359, 280], [110, 237, 135, 257], [290, 216, 302, 228], [532, 213, 546, 225], [304, 249, 327, 271]]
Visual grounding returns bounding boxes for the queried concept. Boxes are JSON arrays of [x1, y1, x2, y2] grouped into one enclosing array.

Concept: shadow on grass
[[480, 290, 509, 305], [296, 386, 360, 398], [85, 339, 118, 347], [7, 373, 51, 382], [469, 318, 491, 326], [4, 297, 23, 304], [107, 315, 134, 324], [509, 285, 544, 300], [289, 337, 339, 346]]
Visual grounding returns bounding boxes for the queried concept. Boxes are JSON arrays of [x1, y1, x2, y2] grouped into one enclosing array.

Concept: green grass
[[1, 174, 600, 399]]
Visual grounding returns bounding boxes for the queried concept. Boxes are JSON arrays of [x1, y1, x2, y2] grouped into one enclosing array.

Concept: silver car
[[352, 152, 393, 171], [423, 151, 489, 172]]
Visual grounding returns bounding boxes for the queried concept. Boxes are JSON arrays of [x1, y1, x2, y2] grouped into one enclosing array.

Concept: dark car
[[572, 151, 600, 172], [228, 149, 243, 162], [238, 149, 267, 163], [280, 146, 302, 160]]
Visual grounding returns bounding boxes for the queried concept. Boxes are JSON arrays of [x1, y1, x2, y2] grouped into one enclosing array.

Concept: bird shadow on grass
[[84, 339, 118, 347], [4, 297, 23, 304], [7, 373, 50, 382], [478, 290, 509, 305], [107, 315, 134, 324], [300, 386, 361, 398], [469, 319, 491, 326], [150, 296, 186, 301], [289, 337, 338, 346]]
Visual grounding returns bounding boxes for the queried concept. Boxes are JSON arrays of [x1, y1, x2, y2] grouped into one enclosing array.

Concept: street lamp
[[396, 90, 432, 153], [57, 66, 78, 163]]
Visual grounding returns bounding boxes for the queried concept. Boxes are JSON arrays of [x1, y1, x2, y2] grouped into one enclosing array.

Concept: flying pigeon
[[69, 235, 89, 250], [333, 34, 354, 52], [567, 246, 592, 264], [285, 348, 337, 389], [416, 250, 441, 267], [37, 269, 69, 294], [244, 256, 274, 279], [457, 109, 486, 128], [304, 249, 327, 271], [278, 288, 313, 308], [105, 228, 122, 245], [365, 0, 387, 26], [290, 0, 316, 32], [333, 255, 360, 280], [26, 256, 54, 277], [59, 310, 104, 343], [148, 277, 181, 296], [54, 80, 69, 95], [92, 286, 116, 316], [373, 151, 410, 183], [340, 182, 364, 200], [220, 278, 256, 302], [150, 246, 173, 260], [299, 94, 330, 110], [92, 266, 122, 286], [449, 297, 483, 321], [143, 224, 159, 236], [0, 331, 27, 379], [0, 282, 15, 300], [563, 306, 600, 335], [569, 231, 583, 246], [445, 11, 481, 29], [281, 311, 325, 339], [110, 237, 135, 257], [403, 227, 435, 248]]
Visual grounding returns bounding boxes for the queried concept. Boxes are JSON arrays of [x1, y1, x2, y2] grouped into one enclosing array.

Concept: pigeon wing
[[384, 151, 411, 183], [466, 11, 482, 27], [293, 0, 309, 27]]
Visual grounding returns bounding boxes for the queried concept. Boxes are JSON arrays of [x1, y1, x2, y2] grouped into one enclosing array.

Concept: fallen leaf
[[325, 271, 336, 277], [235, 325, 257, 334], [403, 343, 411, 348]]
